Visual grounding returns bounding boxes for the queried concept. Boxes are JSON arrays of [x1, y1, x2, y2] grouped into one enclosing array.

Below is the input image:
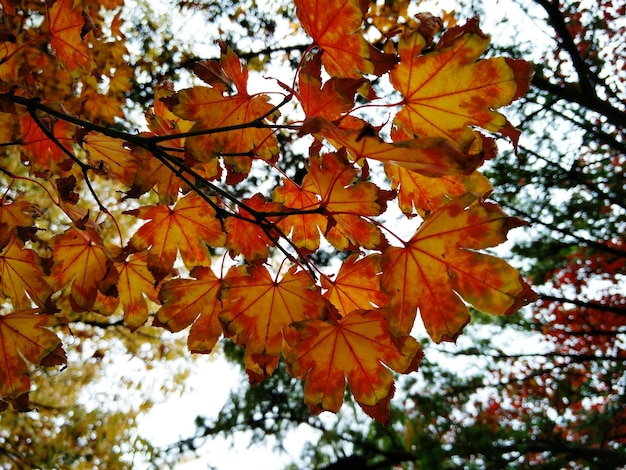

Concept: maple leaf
[[272, 178, 326, 253], [322, 253, 389, 315], [47, 0, 94, 71], [298, 53, 367, 120], [306, 116, 483, 176], [0, 308, 66, 411], [166, 44, 279, 178], [223, 193, 282, 262], [390, 18, 533, 146], [286, 309, 422, 423], [19, 115, 73, 173], [381, 193, 537, 341], [49, 227, 117, 312], [303, 150, 391, 250], [0, 200, 36, 249], [126, 192, 225, 282], [0, 236, 52, 310], [114, 252, 158, 331], [220, 264, 325, 382], [154, 265, 223, 354], [81, 133, 137, 186], [294, 0, 395, 78], [385, 164, 493, 217]]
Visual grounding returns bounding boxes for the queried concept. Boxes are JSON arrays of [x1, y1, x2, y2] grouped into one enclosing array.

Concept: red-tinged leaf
[[286, 309, 422, 423], [167, 46, 279, 177], [381, 193, 537, 341], [0, 308, 66, 411], [307, 116, 482, 176], [390, 18, 533, 146], [49, 227, 115, 311], [154, 265, 223, 354], [0, 236, 52, 309], [224, 193, 282, 262], [47, 0, 93, 71], [81, 133, 138, 186], [385, 164, 493, 217], [114, 252, 158, 331], [322, 253, 389, 315], [295, 0, 395, 78], [19, 115, 73, 172], [298, 53, 367, 120], [272, 178, 327, 253], [126, 192, 225, 282], [220, 264, 325, 381], [303, 150, 390, 250]]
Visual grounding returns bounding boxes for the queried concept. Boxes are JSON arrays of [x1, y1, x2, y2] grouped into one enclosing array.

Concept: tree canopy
[[1, 0, 623, 467]]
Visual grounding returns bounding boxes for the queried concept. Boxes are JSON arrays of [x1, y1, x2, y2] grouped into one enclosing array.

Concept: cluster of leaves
[[1, 0, 535, 422]]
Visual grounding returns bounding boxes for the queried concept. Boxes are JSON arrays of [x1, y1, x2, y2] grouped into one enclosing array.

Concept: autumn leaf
[[286, 309, 422, 423], [0, 236, 52, 310], [49, 227, 116, 312], [303, 150, 391, 250], [0, 308, 66, 411], [390, 18, 533, 146], [385, 164, 493, 217], [294, 0, 395, 78], [0, 200, 36, 249], [167, 44, 279, 178], [322, 253, 388, 315], [19, 115, 73, 173], [220, 264, 325, 382], [47, 0, 94, 71], [381, 193, 537, 341], [298, 53, 367, 120], [272, 178, 327, 252], [306, 116, 483, 176], [114, 252, 158, 331], [154, 265, 223, 354], [81, 133, 137, 187], [126, 192, 225, 282], [223, 193, 282, 262]]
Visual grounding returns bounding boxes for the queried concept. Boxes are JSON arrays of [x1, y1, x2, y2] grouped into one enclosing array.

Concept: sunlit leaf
[[381, 193, 537, 341], [286, 309, 422, 423], [0, 309, 66, 411]]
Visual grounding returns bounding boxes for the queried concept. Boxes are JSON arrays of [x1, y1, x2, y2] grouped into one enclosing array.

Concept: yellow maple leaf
[[0, 308, 66, 411], [390, 18, 533, 146]]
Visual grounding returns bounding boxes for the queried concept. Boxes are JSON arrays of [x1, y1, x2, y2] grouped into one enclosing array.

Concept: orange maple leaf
[[295, 0, 395, 78], [0, 308, 66, 411], [381, 193, 538, 341], [322, 253, 389, 315], [49, 227, 116, 312], [220, 264, 325, 382], [47, 0, 94, 71], [81, 133, 138, 187], [154, 265, 223, 354], [272, 178, 326, 253], [167, 44, 279, 179], [286, 309, 422, 423], [298, 53, 367, 120], [114, 252, 158, 331], [223, 193, 282, 262], [0, 236, 52, 310], [306, 116, 482, 176], [126, 192, 225, 282], [390, 18, 533, 146], [303, 150, 391, 250]]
